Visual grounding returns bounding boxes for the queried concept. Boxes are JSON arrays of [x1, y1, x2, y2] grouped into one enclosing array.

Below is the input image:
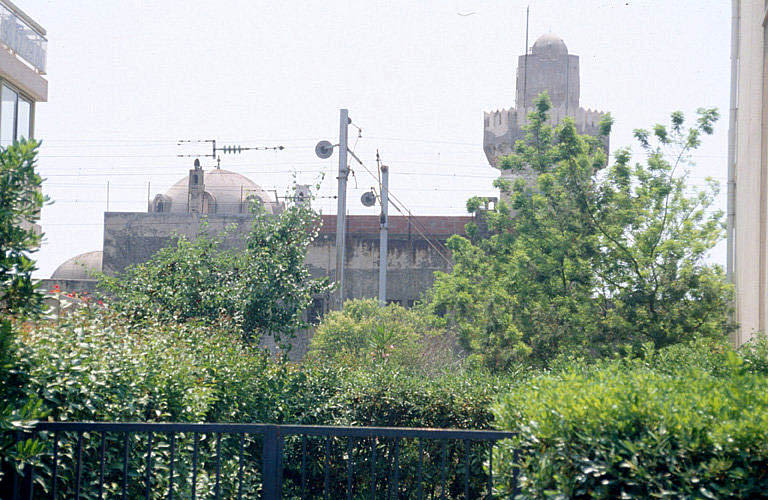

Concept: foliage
[[239, 201, 332, 342], [16, 309, 339, 497], [0, 139, 45, 319], [0, 140, 47, 487], [15, 307, 517, 497], [492, 353, 768, 498], [427, 94, 732, 369], [99, 202, 331, 345], [308, 298, 459, 371], [292, 366, 517, 498]]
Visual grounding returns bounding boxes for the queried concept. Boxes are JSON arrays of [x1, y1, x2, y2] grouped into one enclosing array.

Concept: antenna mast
[[523, 5, 530, 108], [177, 139, 284, 168]]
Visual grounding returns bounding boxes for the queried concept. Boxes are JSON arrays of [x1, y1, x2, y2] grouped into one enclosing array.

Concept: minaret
[[188, 159, 205, 214], [483, 34, 608, 195]]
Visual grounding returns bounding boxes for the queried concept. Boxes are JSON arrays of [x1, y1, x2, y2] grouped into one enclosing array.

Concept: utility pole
[[335, 109, 350, 308], [378, 163, 389, 306]]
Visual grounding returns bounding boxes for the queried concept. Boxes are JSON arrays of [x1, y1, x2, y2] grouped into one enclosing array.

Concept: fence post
[[262, 425, 282, 499]]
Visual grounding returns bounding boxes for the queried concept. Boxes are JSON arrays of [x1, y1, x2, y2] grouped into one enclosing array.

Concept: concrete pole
[[335, 109, 350, 309], [378, 165, 389, 306]]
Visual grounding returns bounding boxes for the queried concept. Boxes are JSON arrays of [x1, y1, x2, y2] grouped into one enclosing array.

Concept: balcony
[[0, 0, 46, 74]]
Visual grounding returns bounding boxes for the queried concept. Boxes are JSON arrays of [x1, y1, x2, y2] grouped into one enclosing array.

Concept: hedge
[[493, 353, 768, 498]]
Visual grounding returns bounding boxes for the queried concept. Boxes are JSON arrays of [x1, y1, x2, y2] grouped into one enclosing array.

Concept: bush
[[0, 139, 47, 490], [308, 298, 461, 372], [16, 308, 516, 497], [492, 357, 768, 498], [16, 309, 343, 497], [20, 309, 342, 425], [296, 365, 518, 498]]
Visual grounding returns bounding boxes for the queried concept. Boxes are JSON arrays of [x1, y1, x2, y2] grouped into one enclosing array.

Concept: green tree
[[100, 202, 332, 345], [427, 94, 732, 368], [0, 139, 45, 318], [0, 139, 47, 481]]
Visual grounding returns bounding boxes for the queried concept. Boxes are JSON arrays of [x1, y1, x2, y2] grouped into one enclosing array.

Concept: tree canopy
[[100, 201, 332, 346], [426, 94, 732, 368]]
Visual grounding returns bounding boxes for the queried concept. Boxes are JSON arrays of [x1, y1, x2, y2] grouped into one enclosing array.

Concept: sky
[[23, 0, 731, 277]]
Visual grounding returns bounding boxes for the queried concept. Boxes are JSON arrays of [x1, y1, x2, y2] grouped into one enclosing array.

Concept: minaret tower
[[483, 34, 608, 194]]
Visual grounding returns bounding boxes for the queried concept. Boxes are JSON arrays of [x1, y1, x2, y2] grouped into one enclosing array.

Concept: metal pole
[[335, 109, 350, 309], [523, 5, 529, 107], [106, 181, 110, 212], [379, 165, 389, 306], [726, 0, 739, 344]]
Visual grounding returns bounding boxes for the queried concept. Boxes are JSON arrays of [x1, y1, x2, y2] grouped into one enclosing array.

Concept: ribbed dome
[[51, 251, 102, 280], [162, 168, 278, 214], [531, 33, 568, 58]]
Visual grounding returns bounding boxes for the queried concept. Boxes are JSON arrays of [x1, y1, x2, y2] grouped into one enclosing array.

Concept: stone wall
[[102, 212, 474, 306], [45, 211, 474, 361], [38, 278, 99, 295], [102, 212, 254, 275]]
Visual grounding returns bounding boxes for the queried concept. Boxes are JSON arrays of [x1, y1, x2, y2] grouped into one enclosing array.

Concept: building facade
[[728, 0, 768, 343], [483, 33, 607, 193], [0, 0, 46, 143], [45, 165, 476, 319], [0, 0, 47, 235]]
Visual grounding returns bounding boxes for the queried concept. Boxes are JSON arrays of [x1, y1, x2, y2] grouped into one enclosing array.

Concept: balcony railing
[[0, 0, 46, 74]]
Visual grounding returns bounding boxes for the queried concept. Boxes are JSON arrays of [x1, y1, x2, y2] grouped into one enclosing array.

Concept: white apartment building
[[729, 0, 768, 343], [0, 0, 46, 145]]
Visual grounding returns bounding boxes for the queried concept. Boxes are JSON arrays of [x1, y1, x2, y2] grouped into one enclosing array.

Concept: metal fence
[[5, 422, 518, 499]]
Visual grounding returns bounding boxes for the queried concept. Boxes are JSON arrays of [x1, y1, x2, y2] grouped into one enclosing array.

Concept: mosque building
[[45, 159, 474, 323], [46, 33, 605, 348]]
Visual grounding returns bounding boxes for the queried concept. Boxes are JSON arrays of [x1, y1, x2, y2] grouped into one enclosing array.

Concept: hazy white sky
[[25, 0, 730, 277]]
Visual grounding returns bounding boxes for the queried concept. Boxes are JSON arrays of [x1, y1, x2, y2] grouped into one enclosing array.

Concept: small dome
[[531, 33, 568, 58], [162, 168, 278, 215], [51, 251, 102, 280]]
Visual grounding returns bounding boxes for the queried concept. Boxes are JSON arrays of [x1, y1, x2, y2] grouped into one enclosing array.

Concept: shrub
[[308, 298, 461, 372], [0, 139, 47, 490], [16, 309, 345, 497], [16, 308, 516, 497], [492, 359, 768, 498], [295, 365, 518, 498]]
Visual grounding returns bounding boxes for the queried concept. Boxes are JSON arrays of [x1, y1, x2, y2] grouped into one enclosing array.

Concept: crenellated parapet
[[483, 104, 608, 169]]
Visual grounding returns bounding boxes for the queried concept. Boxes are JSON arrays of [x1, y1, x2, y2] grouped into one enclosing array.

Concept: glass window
[[17, 97, 30, 141], [1, 85, 16, 147]]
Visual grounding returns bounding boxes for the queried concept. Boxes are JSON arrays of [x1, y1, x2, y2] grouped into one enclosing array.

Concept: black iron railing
[[4, 421, 517, 499]]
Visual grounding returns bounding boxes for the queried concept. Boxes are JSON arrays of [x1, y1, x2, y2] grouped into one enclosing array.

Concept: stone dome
[[531, 33, 568, 59], [51, 251, 102, 280], [160, 168, 279, 215]]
